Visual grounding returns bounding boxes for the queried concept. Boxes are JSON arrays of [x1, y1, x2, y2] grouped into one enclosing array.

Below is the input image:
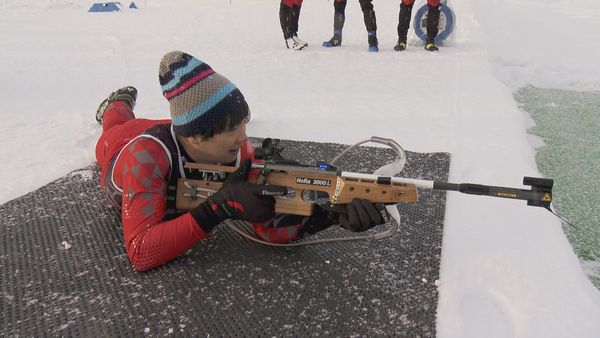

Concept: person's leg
[[95, 86, 137, 124], [95, 101, 136, 172], [290, 0, 308, 47], [102, 101, 135, 132], [359, 0, 378, 51], [323, 0, 346, 47], [279, 0, 293, 40], [425, 0, 441, 51], [290, 0, 301, 35], [395, 0, 414, 51], [359, 0, 376, 32], [280, 0, 306, 50], [95, 86, 137, 166]]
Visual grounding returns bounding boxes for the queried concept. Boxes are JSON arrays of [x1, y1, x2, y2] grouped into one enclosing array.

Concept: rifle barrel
[[343, 173, 553, 208]]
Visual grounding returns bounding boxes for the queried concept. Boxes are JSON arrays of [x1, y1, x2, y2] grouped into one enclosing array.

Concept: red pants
[[402, 0, 440, 5], [95, 102, 169, 186], [283, 0, 302, 6]]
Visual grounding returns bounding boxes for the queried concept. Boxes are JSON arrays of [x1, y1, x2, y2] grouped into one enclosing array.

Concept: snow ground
[[0, 0, 599, 336]]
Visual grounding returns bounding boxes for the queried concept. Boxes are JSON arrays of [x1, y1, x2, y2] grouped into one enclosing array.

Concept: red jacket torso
[[104, 121, 303, 271]]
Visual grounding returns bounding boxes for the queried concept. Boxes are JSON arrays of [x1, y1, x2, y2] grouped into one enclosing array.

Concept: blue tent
[[89, 2, 122, 12]]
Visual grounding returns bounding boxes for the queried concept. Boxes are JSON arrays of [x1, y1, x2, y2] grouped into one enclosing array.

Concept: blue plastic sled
[[413, 3, 456, 44]]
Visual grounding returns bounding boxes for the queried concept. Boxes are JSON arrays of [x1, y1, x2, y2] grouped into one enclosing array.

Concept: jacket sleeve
[[117, 137, 208, 272], [252, 209, 335, 243], [252, 216, 305, 243]]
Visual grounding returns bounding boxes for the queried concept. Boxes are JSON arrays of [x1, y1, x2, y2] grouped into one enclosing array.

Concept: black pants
[[333, 0, 376, 32]]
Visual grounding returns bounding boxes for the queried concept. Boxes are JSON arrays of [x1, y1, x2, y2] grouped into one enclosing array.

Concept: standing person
[[322, 0, 378, 52], [395, 0, 441, 51], [279, 0, 308, 50], [94, 51, 388, 272]]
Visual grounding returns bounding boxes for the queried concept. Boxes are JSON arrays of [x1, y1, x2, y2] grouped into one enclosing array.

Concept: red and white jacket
[[103, 122, 305, 272]]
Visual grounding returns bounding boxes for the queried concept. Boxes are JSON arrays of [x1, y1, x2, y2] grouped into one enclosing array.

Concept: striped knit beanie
[[159, 51, 247, 137]]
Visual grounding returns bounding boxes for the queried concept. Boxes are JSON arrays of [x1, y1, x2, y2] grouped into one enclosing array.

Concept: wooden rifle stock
[[175, 162, 418, 216]]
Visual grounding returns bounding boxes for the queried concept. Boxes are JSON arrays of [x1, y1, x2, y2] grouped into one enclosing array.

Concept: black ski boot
[[424, 38, 439, 51], [95, 86, 137, 125], [394, 40, 407, 51]]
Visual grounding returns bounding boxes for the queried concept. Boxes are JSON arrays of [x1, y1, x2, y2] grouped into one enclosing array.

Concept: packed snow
[[1, 0, 599, 336]]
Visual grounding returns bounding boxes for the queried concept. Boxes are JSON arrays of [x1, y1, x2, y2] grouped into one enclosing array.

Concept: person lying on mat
[[94, 51, 389, 271]]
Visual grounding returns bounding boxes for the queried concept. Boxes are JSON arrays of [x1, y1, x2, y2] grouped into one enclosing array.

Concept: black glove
[[336, 198, 390, 232], [300, 199, 391, 235], [190, 159, 288, 233], [296, 205, 338, 236]]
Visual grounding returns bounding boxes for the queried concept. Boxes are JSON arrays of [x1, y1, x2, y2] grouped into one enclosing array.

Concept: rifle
[[175, 137, 554, 216]]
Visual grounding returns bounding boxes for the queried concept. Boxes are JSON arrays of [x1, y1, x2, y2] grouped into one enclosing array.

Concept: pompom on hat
[[159, 51, 247, 137]]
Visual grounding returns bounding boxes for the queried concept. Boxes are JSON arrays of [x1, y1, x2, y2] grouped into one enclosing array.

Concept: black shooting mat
[[0, 138, 450, 337]]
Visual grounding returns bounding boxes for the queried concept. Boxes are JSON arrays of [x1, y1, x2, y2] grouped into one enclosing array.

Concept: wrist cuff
[[190, 202, 221, 233]]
